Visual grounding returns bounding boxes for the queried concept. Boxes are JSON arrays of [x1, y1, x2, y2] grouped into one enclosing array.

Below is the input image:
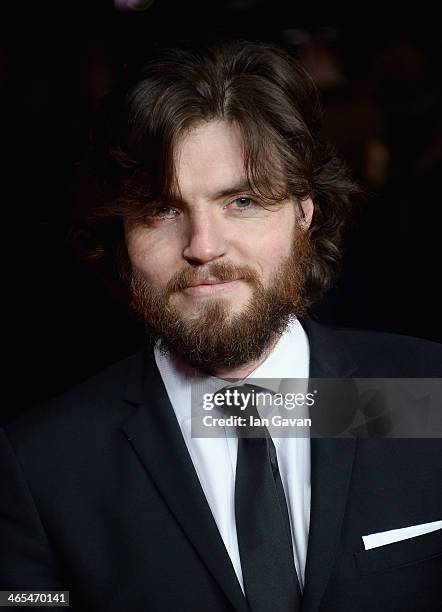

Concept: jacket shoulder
[[4, 349, 147, 447], [329, 323, 442, 376]]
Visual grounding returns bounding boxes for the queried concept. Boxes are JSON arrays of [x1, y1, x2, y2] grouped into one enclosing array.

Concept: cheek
[[126, 233, 176, 286], [253, 222, 295, 266]]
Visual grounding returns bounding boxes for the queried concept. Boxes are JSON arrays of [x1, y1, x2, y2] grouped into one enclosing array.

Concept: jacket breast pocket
[[354, 528, 442, 576]]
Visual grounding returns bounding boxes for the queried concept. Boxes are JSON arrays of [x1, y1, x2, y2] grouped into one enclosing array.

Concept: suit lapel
[[121, 349, 249, 612], [299, 316, 358, 612], [119, 315, 360, 612], [302, 437, 356, 611]]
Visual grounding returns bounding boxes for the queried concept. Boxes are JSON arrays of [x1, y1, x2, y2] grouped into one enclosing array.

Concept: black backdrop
[[2, 3, 441, 423]]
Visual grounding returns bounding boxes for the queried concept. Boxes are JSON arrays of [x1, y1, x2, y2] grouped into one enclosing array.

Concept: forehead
[[172, 120, 246, 197], [166, 118, 290, 206]]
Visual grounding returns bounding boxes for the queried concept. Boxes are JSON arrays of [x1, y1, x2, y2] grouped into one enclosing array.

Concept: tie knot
[[216, 383, 272, 438]]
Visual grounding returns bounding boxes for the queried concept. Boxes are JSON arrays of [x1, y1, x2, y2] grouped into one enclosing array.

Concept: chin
[[182, 298, 236, 320]]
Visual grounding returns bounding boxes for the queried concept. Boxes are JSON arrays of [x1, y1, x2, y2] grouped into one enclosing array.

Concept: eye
[[145, 206, 179, 220], [231, 196, 255, 210]]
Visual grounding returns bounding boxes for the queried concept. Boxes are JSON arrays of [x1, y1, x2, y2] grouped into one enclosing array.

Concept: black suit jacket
[[1, 316, 442, 611]]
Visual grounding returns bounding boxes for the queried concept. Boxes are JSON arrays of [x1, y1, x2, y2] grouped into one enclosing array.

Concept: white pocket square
[[362, 520, 442, 550]]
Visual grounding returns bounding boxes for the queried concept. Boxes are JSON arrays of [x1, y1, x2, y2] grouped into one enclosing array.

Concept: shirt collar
[[155, 317, 310, 425]]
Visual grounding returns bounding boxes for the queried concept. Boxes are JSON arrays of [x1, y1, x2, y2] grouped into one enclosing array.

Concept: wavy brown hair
[[72, 38, 359, 306]]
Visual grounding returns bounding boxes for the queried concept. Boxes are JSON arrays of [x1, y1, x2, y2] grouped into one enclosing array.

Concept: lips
[[185, 278, 240, 288], [181, 278, 243, 296]]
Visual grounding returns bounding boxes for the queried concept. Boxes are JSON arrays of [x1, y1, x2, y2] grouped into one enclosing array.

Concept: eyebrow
[[168, 181, 253, 204], [211, 181, 253, 200]]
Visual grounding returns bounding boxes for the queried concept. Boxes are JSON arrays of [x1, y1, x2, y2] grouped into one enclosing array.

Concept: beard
[[127, 229, 312, 371]]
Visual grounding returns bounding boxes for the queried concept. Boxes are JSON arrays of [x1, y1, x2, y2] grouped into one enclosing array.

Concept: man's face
[[124, 120, 313, 369]]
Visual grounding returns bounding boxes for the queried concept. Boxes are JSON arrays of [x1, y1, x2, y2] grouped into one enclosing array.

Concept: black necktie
[[221, 384, 302, 612]]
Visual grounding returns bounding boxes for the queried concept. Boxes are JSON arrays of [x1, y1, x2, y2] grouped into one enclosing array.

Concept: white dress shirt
[[154, 317, 311, 592]]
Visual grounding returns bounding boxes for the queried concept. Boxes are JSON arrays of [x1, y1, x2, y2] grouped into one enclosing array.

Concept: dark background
[[2, 2, 441, 423]]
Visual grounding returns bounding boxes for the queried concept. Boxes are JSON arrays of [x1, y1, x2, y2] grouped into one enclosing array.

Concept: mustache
[[165, 262, 261, 295]]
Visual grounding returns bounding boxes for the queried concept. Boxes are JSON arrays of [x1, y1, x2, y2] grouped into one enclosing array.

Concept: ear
[[300, 197, 314, 229]]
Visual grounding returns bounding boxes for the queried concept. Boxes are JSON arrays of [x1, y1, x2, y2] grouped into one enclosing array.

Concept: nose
[[182, 208, 227, 265]]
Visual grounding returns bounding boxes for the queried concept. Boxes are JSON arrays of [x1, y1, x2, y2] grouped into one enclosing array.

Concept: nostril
[[183, 237, 226, 265]]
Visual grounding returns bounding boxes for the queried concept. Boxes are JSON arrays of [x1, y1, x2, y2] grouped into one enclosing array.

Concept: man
[[1, 40, 441, 611]]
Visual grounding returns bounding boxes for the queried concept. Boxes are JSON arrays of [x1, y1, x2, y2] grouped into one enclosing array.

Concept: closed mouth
[[181, 279, 243, 295]]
